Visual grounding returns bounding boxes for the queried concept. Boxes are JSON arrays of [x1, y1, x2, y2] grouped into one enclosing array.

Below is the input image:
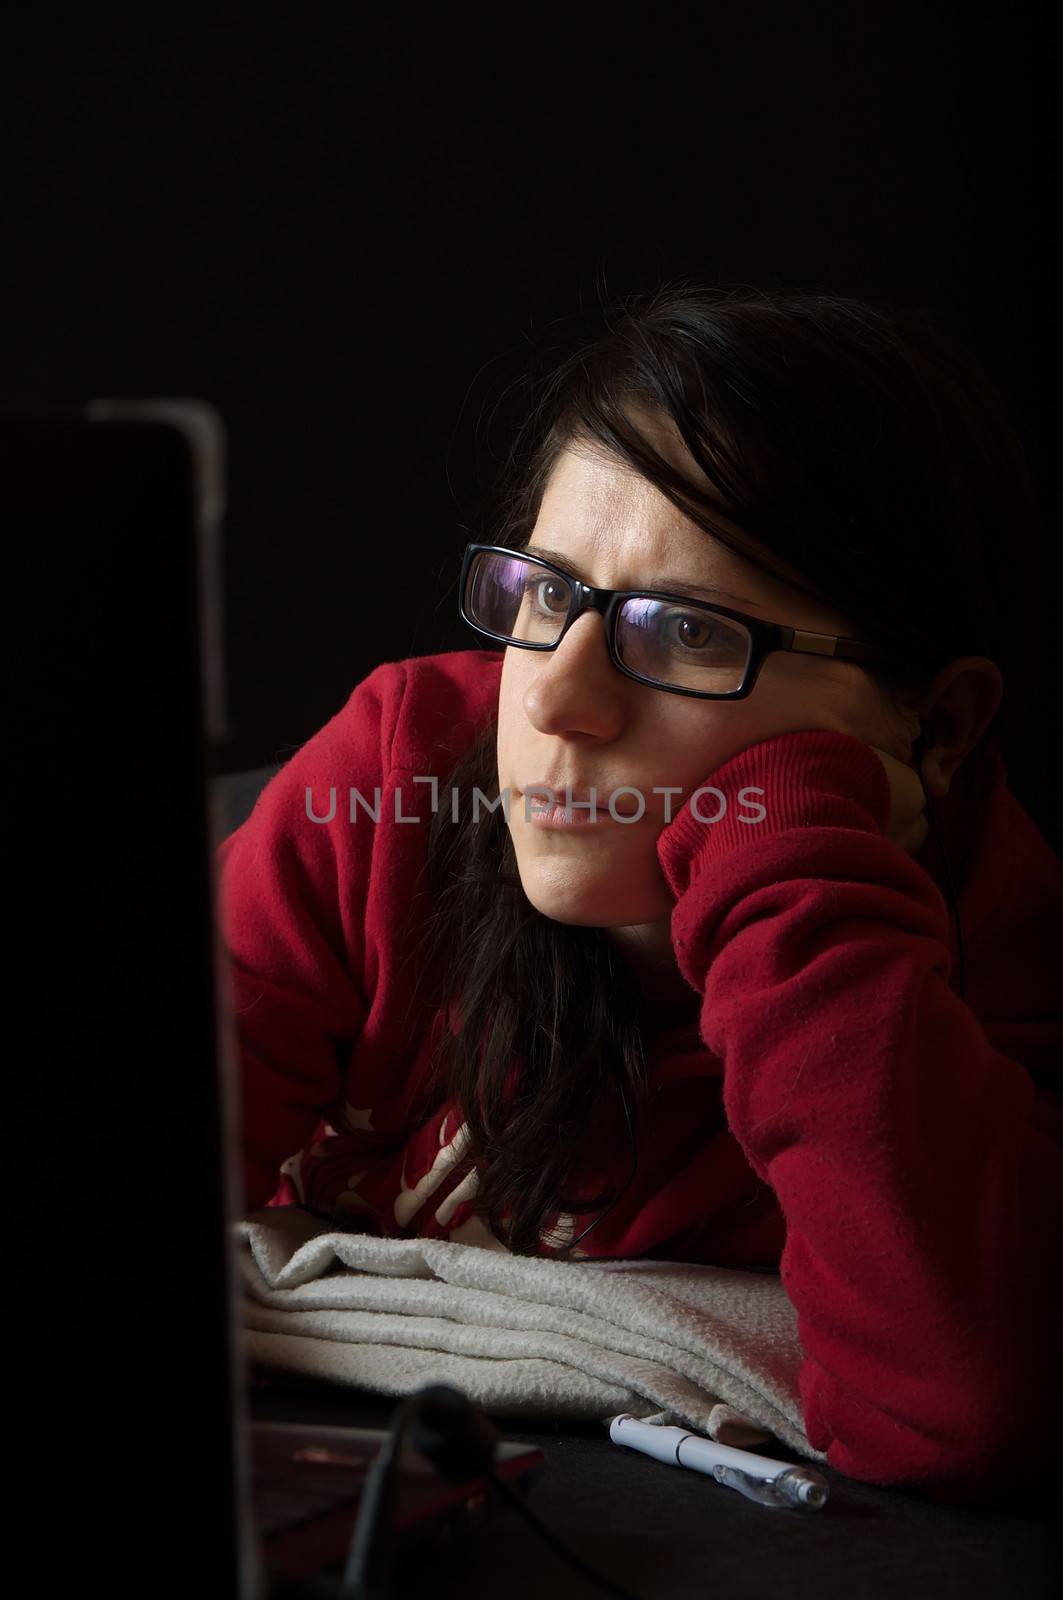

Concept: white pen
[[607, 1414, 829, 1510]]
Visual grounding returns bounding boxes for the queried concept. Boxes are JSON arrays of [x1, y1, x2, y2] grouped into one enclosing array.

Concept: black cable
[[486, 1471, 640, 1600], [336, 1384, 645, 1600], [340, 1393, 419, 1598], [911, 729, 967, 1001]]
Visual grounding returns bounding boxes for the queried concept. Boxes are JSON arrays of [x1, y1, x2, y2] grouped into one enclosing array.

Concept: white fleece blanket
[[236, 1207, 823, 1460]]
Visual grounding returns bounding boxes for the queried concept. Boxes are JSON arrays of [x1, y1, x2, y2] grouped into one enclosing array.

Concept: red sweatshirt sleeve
[[215, 662, 408, 1211], [656, 728, 1063, 1504]]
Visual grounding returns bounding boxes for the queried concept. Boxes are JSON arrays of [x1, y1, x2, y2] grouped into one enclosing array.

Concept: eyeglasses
[[459, 544, 891, 701]]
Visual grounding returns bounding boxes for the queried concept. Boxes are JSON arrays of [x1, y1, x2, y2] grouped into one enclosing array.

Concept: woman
[[217, 285, 1062, 1504]]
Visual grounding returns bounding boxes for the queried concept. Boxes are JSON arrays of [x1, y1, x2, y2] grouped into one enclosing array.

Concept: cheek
[[495, 659, 527, 774], [494, 717, 509, 781], [733, 657, 871, 739], [650, 706, 767, 792], [756, 658, 907, 751]]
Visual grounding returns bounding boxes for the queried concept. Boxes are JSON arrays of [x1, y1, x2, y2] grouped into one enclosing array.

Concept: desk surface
[[248, 1373, 1056, 1598]]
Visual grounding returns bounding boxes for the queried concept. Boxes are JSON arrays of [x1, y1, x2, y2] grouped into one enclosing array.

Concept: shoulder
[[948, 743, 1063, 1072], [218, 650, 503, 854], [294, 648, 504, 786], [374, 649, 505, 774], [951, 741, 1063, 944]]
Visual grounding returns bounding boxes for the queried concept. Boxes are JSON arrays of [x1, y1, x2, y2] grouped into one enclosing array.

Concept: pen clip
[[712, 1464, 790, 1509]]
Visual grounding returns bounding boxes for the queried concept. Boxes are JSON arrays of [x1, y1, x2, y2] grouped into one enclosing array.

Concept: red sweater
[[217, 648, 1063, 1502]]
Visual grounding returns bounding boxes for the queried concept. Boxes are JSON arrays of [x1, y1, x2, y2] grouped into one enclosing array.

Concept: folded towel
[[236, 1207, 823, 1459]]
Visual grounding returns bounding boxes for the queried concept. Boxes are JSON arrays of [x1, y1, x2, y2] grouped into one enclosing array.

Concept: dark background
[[2, 3, 1055, 808], [2, 12, 1056, 1585]]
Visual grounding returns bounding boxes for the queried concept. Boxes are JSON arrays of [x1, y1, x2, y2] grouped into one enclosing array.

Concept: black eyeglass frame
[[459, 543, 893, 702]]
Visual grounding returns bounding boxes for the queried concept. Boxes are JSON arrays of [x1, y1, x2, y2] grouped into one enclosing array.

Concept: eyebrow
[[522, 544, 759, 608]]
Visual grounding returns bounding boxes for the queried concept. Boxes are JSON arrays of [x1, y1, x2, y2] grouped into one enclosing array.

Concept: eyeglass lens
[[465, 549, 753, 694]]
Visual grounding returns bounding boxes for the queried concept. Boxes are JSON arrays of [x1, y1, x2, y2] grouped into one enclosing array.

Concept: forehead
[[535, 445, 709, 565], [532, 432, 853, 631], [541, 444, 765, 595]]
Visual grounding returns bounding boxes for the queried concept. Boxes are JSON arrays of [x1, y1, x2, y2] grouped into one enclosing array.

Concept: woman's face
[[495, 416, 915, 931]]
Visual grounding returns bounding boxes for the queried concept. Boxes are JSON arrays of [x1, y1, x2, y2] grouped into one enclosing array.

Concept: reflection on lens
[[467, 552, 570, 644], [618, 597, 750, 691]]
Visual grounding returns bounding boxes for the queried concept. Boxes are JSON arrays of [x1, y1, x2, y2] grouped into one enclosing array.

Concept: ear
[[914, 657, 1003, 798]]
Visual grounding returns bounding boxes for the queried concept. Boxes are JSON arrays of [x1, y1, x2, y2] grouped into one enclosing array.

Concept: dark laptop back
[[4, 406, 544, 1597], [3, 402, 250, 1596]]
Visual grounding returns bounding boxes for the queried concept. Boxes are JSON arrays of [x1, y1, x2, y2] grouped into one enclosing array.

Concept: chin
[[514, 853, 672, 928]]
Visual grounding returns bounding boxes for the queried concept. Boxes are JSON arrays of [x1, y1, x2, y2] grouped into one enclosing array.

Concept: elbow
[[805, 1363, 1060, 1509], [824, 1417, 1029, 1509]]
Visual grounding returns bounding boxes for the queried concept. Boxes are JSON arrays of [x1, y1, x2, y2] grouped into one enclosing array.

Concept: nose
[[521, 612, 627, 740]]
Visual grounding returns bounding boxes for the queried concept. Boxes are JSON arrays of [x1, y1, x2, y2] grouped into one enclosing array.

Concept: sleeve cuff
[[657, 729, 893, 898]]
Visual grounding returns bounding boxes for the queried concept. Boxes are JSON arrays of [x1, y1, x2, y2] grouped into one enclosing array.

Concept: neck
[[606, 920, 696, 1018]]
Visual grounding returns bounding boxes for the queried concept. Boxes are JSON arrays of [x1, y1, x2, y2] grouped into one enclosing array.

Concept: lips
[[523, 781, 597, 803], [519, 781, 644, 818]]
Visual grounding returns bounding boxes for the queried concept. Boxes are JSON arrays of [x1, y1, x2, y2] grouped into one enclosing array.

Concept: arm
[[215, 664, 406, 1211], [657, 728, 1063, 1503]]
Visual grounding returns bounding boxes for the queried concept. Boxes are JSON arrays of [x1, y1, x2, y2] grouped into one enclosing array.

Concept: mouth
[[517, 786, 646, 829]]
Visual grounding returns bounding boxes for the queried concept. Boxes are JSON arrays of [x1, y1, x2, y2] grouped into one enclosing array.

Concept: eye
[[529, 577, 571, 615], [667, 611, 719, 650]]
